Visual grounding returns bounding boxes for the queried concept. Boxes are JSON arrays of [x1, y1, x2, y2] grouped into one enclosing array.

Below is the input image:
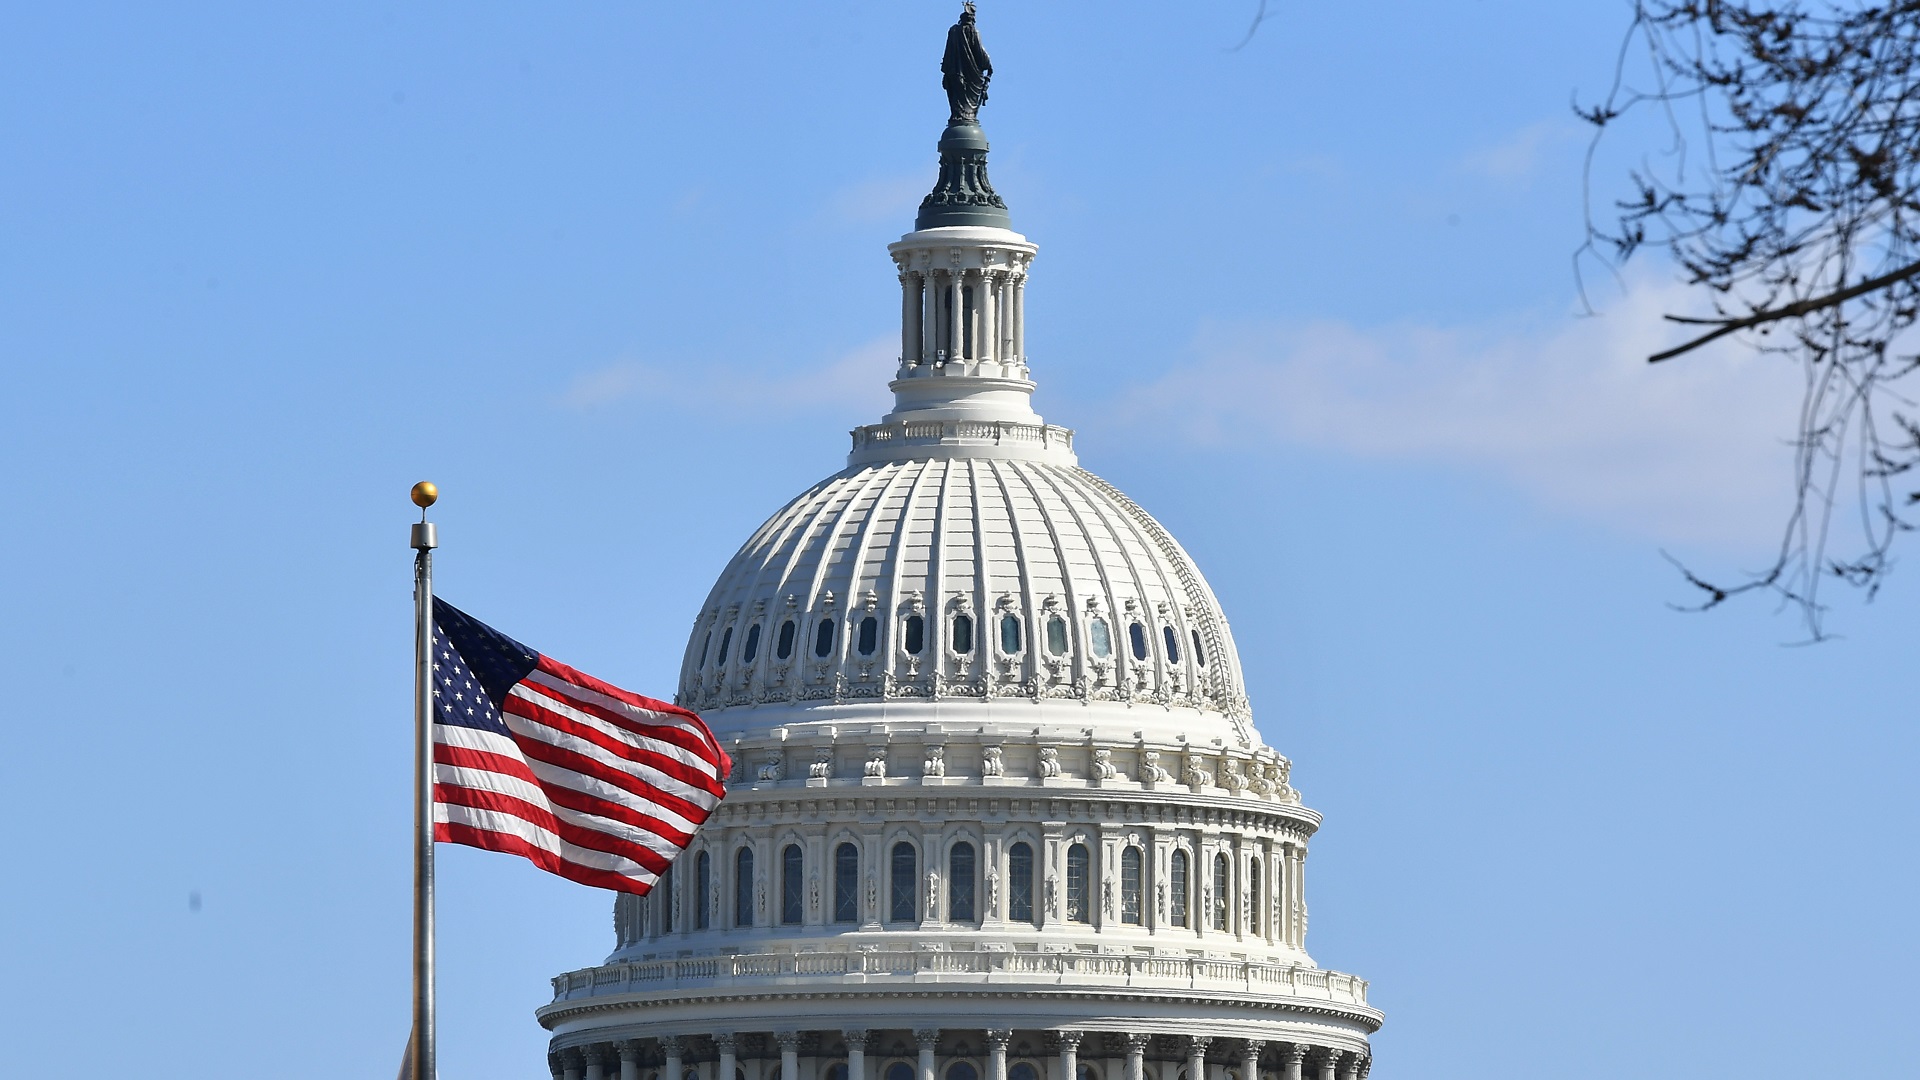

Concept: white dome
[[678, 456, 1256, 750]]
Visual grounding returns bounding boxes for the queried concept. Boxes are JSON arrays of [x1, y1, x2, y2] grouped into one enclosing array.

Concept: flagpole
[[409, 481, 440, 1080]]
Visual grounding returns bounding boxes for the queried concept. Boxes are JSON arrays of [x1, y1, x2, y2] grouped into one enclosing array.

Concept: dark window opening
[[696, 850, 712, 930], [1046, 615, 1068, 656], [1191, 628, 1206, 667], [1066, 843, 1091, 923], [1000, 614, 1022, 654], [814, 619, 835, 658], [781, 844, 803, 925], [1089, 618, 1111, 658], [734, 847, 754, 927], [1120, 847, 1143, 925], [834, 842, 859, 923], [742, 623, 762, 664], [1128, 622, 1148, 661], [716, 626, 734, 666], [1212, 853, 1230, 929], [659, 862, 674, 934], [776, 619, 796, 660], [904, 614, 925, 655], [857, 615, 878, 656], [1008, 841, 1035, 924], [698, 631, 712, 669], [889, 842, 918, 923], [951, 613, 974, 654], [1169, 849, 1189, 928], [948, 841, 976, 922]]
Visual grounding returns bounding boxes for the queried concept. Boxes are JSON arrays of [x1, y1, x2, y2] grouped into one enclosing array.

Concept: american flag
[[429, 599, 729, 894]]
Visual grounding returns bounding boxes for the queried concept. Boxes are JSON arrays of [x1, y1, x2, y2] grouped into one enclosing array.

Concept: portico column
[[845, 1030, 872, 1080], [585, 1045, 609, 1080], [945, 271, 961, 363], [658, 1037, 682, 1080], [550, 1053, 567, 1080], [916, 1028, 942, 1080], [1336, 1054, 1360, 1080], [715, 1033, 738, 1080], [901, 271, 921, 364], [1185, 1037, 1210, 1080], [624, 1040, 649, 1080], [1124, 1034, 1150, 1080], [777, 1032, 801, 1080], [1278, 1045, 1306, 1080], [1056, 1030, 1083, 1080], [1012, 272, 1026, 363], [560, 1047, 584, 1080], [986, 1030, 1012, 1080], [921, 269, 937, 363], [1315, 1051, 1339, 1080], [980, 270, 998, 363], [1241, 1041, 1265, 1080]]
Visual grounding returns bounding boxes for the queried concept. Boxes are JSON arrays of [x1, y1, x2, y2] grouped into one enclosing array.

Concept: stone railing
[[848, 420, 1075, 463], [549, 950, 1369, 1008]]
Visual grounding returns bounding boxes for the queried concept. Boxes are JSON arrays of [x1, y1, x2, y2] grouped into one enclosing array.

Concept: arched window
[[658, 861, 675, 934], [825, 1067, 849, 1080], [1212, 853, 1230, 930], [948, 841, 977, 922], [1120, 846, 1143, 925], [889, 842, 918, 923], [1129, 622, 1148, 661], [886, 1065, 915, 1080], [1066, 842, 1091, 923], [1077, 1067, 1102, 1080], [742, 623, 762, 664], [1000, 614, 1023, 654], [904, 614, 925, 655], [951, 613, 974, 654], [1008, 841, 1035, 924], [734, 847, 754, 927], [1089, 617, 1112, 658], [1248, 857, 1262, 937], [781, 843, 804, 925], [698, 630, 712, 669], [716, 626, 734, 666], [1190, 628, 1207, 667], [814, 619, 835, 658], [1046, 614, 1068, 655], [695, 850, 712, 930], [1163, 625, 1181, 664], [834, 842, 859, 923], [1168, 849, 1189, 928], [857, 615, 879, 655], [776, 619, 796, 660], [949, 1064, 980, 1080], [1010, 1066, 1040, 1080]]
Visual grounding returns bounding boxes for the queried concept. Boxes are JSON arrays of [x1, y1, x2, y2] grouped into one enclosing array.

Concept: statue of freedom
[[942, 3, 992, 124]]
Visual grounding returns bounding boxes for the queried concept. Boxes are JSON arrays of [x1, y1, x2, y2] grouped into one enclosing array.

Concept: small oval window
[[904, 614, 925, 655], [1129, 622, 1148, 661], [717, 626, 734, 666], [1190, 628, 1206, 667], [814, 619, 835, 658], [857, 615, 879, 656], [1046, 615, 1068, 656], [951, 613, 974, 654], [1089, 617, 1111, 658], [698, 630, 712, 670], [742, 623, 762, 664], [776, 619, 796, 660], [1000, 614, 1023, 654], [1163, 625, 1180, 664]]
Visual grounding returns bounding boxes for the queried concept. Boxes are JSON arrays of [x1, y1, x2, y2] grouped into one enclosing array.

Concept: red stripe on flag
[[435, 821, 657, 895], [532, 655, 730, 766], [501, 699, 715, 823], [504, 687, 725, 801], [435, 783, 674, 875]]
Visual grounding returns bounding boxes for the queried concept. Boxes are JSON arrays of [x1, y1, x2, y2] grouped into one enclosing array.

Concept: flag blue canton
[[431, 598, 538, 736]]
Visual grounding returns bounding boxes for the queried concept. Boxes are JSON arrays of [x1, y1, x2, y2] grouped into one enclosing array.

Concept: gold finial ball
[[410, 481, 438, 508]]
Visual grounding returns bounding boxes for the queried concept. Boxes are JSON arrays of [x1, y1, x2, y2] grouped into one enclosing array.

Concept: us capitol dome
[[538, 11, 1380, 1080]]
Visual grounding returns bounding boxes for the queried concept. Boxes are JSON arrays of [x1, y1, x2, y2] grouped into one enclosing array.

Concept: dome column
[[716, 1033, 738, 1080], [916, 1029, 942, 1080], [1279, 1044, 1307, 1080], [1240, 1041, 1265, 1080], [1124, 1034, 1151, 1080], [777, 1031, 801, 1080], [980, 269, 999, 364], [1054, 1030, 1082, 1080], [845, 1030, 873, 1080], [902, 271, 924, 366], [1185, 1038, 1211, 1080], [658, 1037, 681, 1080], [986, 1030, 1012, 1080]]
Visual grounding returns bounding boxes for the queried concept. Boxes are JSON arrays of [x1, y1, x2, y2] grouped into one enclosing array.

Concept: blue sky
[[2, 3, 1914, 1078]]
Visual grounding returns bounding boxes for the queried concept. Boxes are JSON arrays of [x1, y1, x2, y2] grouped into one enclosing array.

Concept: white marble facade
[[539, 90, 1379, 1080]]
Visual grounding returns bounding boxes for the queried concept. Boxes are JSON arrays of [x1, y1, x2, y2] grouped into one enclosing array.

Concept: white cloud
[[1112, 277, 1806, 549], [1458, 120, 1579, 181], [557, 337, 896, 419]]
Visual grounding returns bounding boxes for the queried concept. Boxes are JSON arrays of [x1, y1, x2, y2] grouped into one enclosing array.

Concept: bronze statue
[[942, 3, 992, 125]]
